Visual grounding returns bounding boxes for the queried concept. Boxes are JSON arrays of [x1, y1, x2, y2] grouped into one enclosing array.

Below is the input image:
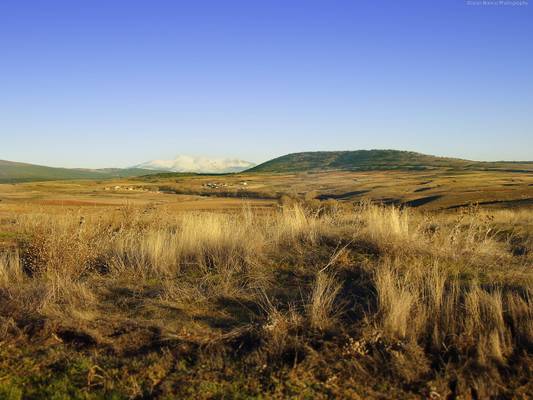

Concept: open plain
[[0, 168, 532, 399]]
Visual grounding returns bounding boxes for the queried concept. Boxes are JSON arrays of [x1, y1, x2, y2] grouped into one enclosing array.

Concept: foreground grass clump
[[0, 202, 531, 398]]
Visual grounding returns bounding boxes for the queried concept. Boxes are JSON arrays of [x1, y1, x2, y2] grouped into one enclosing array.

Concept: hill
[[0, 160, 156, 183], [247, 150, 533, 173]]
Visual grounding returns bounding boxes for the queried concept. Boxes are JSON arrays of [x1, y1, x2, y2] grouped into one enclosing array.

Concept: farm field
[[1, 168, 532, 212]]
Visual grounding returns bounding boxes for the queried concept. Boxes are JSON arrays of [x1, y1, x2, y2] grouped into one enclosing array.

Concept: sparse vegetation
[[248, 150, 533, 173], [0, 198, 531, 398]]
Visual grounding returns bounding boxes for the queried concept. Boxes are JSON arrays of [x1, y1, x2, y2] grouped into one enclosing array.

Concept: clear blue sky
[[1, 0, 532, 168]]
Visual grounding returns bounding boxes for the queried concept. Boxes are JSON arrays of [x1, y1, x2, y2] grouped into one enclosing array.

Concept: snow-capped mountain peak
[[135, 155, 255, 173]]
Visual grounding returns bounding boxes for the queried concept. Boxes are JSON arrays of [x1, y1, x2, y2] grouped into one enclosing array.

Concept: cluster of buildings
[[202, 181, 249, 189], [103, 185, 150, 192]]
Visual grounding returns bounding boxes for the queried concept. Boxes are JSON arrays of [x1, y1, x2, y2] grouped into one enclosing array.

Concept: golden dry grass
[[0, 199, 531, 398]]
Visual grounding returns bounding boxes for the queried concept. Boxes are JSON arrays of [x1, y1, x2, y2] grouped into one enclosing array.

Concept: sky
[[1, 0, 532, 168]]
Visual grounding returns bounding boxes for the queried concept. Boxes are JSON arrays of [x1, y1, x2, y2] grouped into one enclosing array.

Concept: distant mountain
[[247, 150, 533, 173], [3, 151, 531, 183], [135, 155, 256, 173], [0, 160, 157, 183]]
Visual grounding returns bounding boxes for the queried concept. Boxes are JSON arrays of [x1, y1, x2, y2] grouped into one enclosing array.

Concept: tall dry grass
[[307, 271, 342, 331], [374, 257, 532, 366], [0, 201, 531, 396]]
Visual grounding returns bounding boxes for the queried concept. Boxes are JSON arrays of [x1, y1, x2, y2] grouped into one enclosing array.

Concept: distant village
[[104, 185, 150, 192], [103, 181, 249, 193], [202, 181, 248, 189]]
